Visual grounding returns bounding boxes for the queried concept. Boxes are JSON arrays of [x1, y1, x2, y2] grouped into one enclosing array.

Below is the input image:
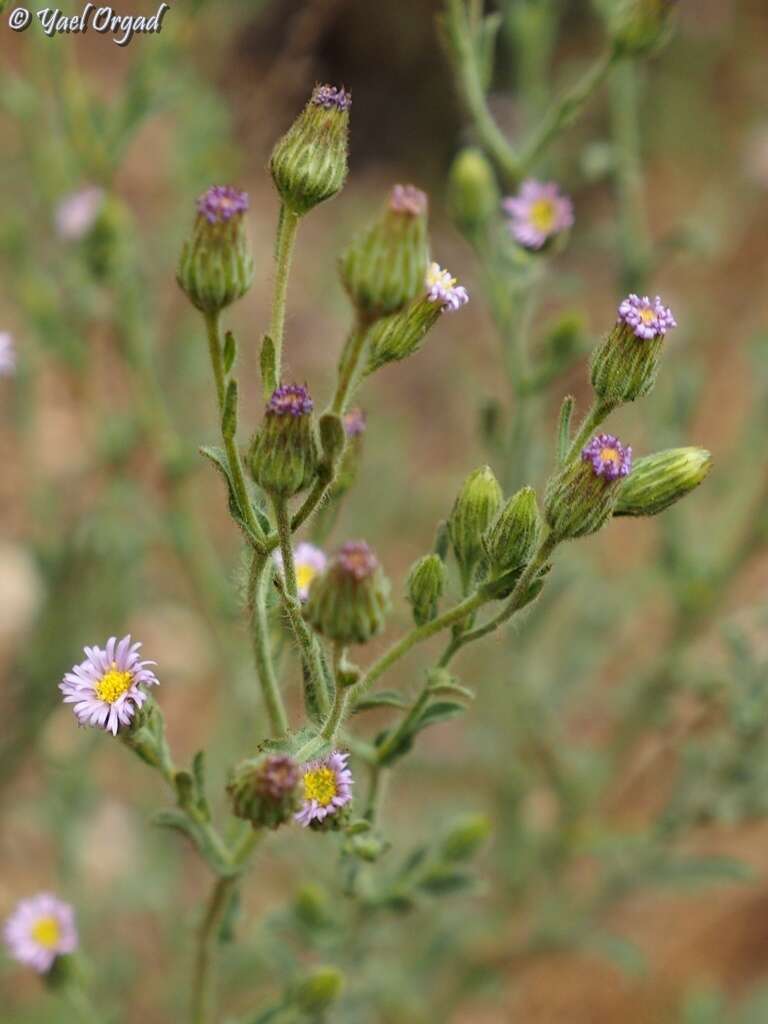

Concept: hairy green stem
[[266, 205, 301, 395], [563, 399, 615, 466], [190, 875, 238, 1024], [331, 318, 372, 415], [248, 553, 290, 737], [204, 310, 226, 413]]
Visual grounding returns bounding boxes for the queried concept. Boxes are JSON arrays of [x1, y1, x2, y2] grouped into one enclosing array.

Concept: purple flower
[[274, 542, 327, 601], [581, 434, 633, 480], [502, 180, 574, 250], [618, 293, 677, 340], [0, 332, 15, 377], [343, 407, 367, 437], [389, 184, 428, 216], [295, 750, 353, 827], [336, 540, 379, 581], [425, 262, 469, 312], [196, 185, 249, 224], [257, 754, 301, 800], [267, 384, 314, 417], [312, 84, 352, 111], [54, 186, 104, 241], [4, 894, 78, 973], [59, 635, 159, 736]]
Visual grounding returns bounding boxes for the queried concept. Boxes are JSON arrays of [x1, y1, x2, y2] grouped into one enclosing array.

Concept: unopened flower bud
[[177, 186, 254, 313], [615, 446, 711, 517], [227, 754, 301, 830], [448, 466, 502, 580], [447, 147, 500, 234], [270, 85, 351, 216], [591, 293, 677, 405], [294, 966, 345, 1013], [483, 486, 541, 574], [306, 540, 391, 645], [406, 553, 447, 626], [340, 184, 430, 320], [330, 408, 366, 498], [545, 433, 632, 540], [366, 261, 469, 373], [249, 384, 319, 498], [440, 814, 492, 862], [609, 0, 677, 56]]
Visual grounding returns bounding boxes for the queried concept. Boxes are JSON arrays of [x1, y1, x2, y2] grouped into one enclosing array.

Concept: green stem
[[375, 684, 432, 765], [331, 318, 372, 415], [272, 494, 298, 598], [248, 553, 290, 737], [266, 205, 301, 395], [349, 590, 487, 705], [190, 875, 238, 1024], [204, 310, 226, 413], [563, 399, 615, 466], [518, 48, 617, 173]]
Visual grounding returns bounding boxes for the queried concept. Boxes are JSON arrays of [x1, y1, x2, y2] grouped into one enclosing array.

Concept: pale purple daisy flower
[[618, 293, 677, 340], [267, 383, 314, 417], [582, 433, 632, 481], [59, 635, 159, 736], [274, 542, 327, 601], [502, 179, 574, 250], [425, 262, 469, 312], [295, 750, 353, 827], [343, 407, 367, 437], [0, 332, 15, 376], [312, 84, 352, 111], [389, 184, 428, 216], [3, 893, 78, 973], [196, 185, 249, 224], [336, 540, 379, 581], [54, 186, 104, 241]]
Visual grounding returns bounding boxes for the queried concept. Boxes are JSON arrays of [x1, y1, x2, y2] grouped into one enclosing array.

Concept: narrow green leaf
[[556, 394, 575, 464], [222, 330, 237, 374]]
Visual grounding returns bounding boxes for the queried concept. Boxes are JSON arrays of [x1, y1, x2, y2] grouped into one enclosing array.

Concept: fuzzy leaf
[[199, 445, 265, 545], [222, 330, 237, 373], [413, 700, 466, 730], [352, 690, 409, 713], [261, 334, 277, 396]]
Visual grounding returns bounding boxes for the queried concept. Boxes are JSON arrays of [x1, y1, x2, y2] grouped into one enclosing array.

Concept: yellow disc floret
[[529, 198, 556, 233], [95, 663, 133, 704], [600, 446, 620, 465], [31, 916, 61, 949], [302, 766, 338, 807], [296, 562, 320, 594]]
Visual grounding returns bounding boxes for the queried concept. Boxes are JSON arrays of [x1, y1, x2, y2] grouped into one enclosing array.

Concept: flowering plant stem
[[331, 317, 373, 415], [248, 553, 290, 737], [563, 398, 615, 465], [266, 204, 301, 396]]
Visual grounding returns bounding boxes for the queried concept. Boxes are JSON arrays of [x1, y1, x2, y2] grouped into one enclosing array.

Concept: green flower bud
[[249, 385, 319, 498], [293, 883, 332, 929], [366, 294, 442, 374], [545, 433, 632, 541], [447, 147, 500, 235], [270, 85, 350, 216], [615, 446, 711, 517], [482, 486, 541, 574], [448, 466, 503, 580], [227, 754, 301, 830], [306, 540, 391, 646], [177, 186, 254, 314], [339, 184, 430, 320], [591, 294, 677, 405], [607, 0, 677, 56], [440, 814, 492, 862], [406, 553, 447, 626], [293, 966, 345, 1014]]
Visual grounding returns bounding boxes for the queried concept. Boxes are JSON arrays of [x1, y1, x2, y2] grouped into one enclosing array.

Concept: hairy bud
[[615, 446, 711, 517], [306, 541, 391, 645], [591, 293, 676, 405], [608, 0, 678, 56], [177, 186, 253, 313], [406, 553, 447, 626], [227, 754, 301, 830], [483, 486, 541, 574], [448, 148, 500, 235], [545, 434, 632, 540], [293, 966, 345, 1013], [448, 466, 503, 580], [249, 384, 319, 498]]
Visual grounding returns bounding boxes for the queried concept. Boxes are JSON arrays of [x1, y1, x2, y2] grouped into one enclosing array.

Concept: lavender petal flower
[[295, 750, 353, 826], [581, 433, 633, 480], [617, 293, 677, 340], [3, 893, 78, 973], [502, 179, 574, 250]]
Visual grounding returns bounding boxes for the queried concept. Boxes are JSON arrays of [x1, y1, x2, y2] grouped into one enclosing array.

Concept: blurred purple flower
[[274, 542, 327, 601], [0, 332, 15, 377], [425, 262, 469, 312], [54, 186, 104, 241], [503, 180, 574, 250], [196, 185, 249, 224], [4, 893, 78, 973]]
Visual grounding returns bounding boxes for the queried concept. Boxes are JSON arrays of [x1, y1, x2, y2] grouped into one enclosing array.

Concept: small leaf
[[557, 395, 575, 464], [413, 700, 466, 730], [261, 335, 277, 397], [353, 690, 409, 714], [222, 330, 237, 374], [222, 379, 238, 440], [417, 865, 473, 895], [199, 445, 263, 546]]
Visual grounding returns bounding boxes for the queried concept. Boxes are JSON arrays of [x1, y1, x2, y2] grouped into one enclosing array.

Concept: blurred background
[[1, 0, 768, 1021]]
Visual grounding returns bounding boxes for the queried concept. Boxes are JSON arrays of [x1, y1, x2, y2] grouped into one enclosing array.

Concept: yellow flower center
[[600, 447, 620, 465], [426, 263, 455, 290], [296, 563, 319, 594], [640, 307, 656, 324], [95, 663, 133, 704], [529, 198, 556, 233], [303, 766, 338, 807], [31, 916, 60, 949]]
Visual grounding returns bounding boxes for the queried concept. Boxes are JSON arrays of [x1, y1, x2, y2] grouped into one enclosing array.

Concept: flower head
[[267, 383, 314, 417], [343, 407, 367, 437], [59, 635, 159, 735], [274, 542, 326, 601], [425, 262, 469, 312], [4, 894, 77, 973], [0, 332, 15, 376], [503, 180, 574, 250], [389, 184, 428, 216], [618, 293, 677, 340], [55, 187, 105, 241], [295, 750, 353, 827], [336, 540, 379, 581], [312, 84, 352, 111], [581, 433, 633, 480], [196, 185, 249, 224]]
